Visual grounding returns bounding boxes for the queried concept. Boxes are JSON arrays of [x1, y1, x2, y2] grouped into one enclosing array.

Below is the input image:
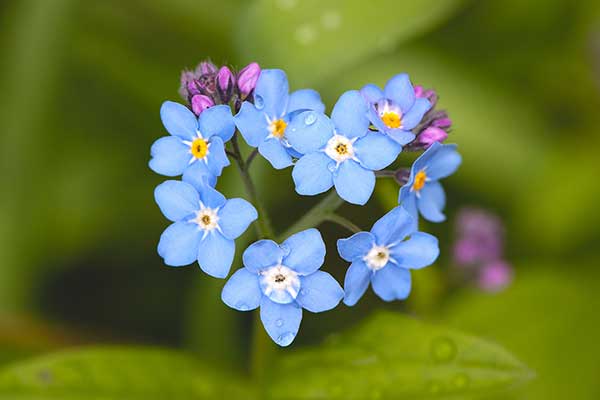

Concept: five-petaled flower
[[338, 206, 439, 305], [286, 91, 402, 205], [155, 180, 257, 278], [399, 142, 462, 223], [221, 229, 343, 346], [234, 69, 325, 169], [149, 101, 234, 184], [360, 73, 431, 145]]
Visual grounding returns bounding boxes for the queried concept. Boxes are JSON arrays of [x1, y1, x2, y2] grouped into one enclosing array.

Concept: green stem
[[325, 213, 362, 234], [278, 191, 344, 241]]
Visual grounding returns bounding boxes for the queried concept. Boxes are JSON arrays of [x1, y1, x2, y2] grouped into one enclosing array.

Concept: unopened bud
[[191, 94, 214, 116]]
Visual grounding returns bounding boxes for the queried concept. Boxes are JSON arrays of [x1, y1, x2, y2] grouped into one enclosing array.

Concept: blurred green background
[[1, 0, 599, 398]]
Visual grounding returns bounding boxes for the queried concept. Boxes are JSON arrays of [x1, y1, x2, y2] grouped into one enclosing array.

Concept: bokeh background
[[1, 0, 599, 398]]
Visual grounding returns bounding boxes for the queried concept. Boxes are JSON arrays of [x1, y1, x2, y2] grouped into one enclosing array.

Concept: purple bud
[[191, 94, 214, 116], [478, 260, 513, 292], [416, 127, 448, 148], [179, 70, 199, 100], [197, 61, 217, 75], [237, 62, 261, 97], [217, 66, 234, 91], [414, 85, 425, 98], [433, 117, 452, 129]]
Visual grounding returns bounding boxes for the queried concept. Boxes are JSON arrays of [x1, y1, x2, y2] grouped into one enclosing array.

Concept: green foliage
[[268, 312, 532, 399], [0, 347, 253, 400]]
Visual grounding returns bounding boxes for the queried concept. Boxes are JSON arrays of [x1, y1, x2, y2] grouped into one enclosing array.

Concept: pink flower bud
[[197, 61, 217, 75], [478, 260, 513, 292], [237, 62, 261, 96], [217, 66, 234, 92], [433, 117, 452, 129], [414, 85, 425, 98], [191, 94, 214, 116], [416, 127, 448, 148]]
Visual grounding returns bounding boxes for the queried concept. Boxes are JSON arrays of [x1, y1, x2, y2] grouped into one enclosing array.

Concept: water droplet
[[235, 301, 249, 311], [254, 95, 264, 110], [327, 162, 337, 173], [276, 0, 297, 10], [277, 332, 295, 346], [280, 243, 291, 256], [275, 318, 284, 327], [304, 112, 317, 125], [321, 10, 341, 30], [300, 288, 309, 296], [453, 373, 469, 389], [295, 24, 317, 46], [431, 336, 457, 363]]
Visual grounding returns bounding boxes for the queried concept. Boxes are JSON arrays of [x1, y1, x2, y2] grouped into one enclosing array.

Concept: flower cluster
[[148, 60, 461, 346]]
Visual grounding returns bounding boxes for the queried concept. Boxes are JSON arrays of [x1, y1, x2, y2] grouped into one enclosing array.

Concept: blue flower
[[360, 74, 431, 145], [286, 91, 402, 205], [399, 142, 462, 223], [149, 101, 234, 183], [221, 229, 343, 346], [154, 180, 257, 278], [234, 69, 325, 169], [338, 206, 439, 305]]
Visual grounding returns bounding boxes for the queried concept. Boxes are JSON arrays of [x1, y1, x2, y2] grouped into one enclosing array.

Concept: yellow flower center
[[270, 119, 287, 138], [191, 138, 208, 159], [412, 170, 427, 192], [201, 215, 211, 225], [335, 143, 348, 155], [381, 111, 402, 129]]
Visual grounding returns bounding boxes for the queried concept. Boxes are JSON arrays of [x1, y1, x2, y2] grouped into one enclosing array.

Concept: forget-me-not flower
[[221, 229, 343, 346], [154, 180, 257, 278], [234, 69, 325, 169], [338, 206, 439, 305], [149, 101, 234, 183], [286, 91, 402, 205], [360, 74, 431, 145], [399, 142, 462, 223]]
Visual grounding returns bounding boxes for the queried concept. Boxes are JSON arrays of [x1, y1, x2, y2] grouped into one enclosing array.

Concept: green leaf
[[236, 0, 466, 84], [268, 312, 532, 399], [0, 347, 254, 400]]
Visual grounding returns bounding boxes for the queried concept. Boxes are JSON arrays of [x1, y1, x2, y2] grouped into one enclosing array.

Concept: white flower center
[[325, 134, 356, 163], [259, 265, 300, 304], [192, 206, 219, 232], [364, 245, 390, 271]]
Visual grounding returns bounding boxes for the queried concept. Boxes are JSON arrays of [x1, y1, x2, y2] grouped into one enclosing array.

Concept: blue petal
[[391, 232, 439, 270], [286, 111, 334, 155], [387, 129, 416, 146], [281, 228, 325, 275], [154, 180, 199, 222], [360, 84, 383, 104], [197, 231, 235, 278], [234, 101, 268, 147], [402, 98, 431, 130], [333, 160, 375, 205], [218, 198, 258, 240], [417, 181, 446, 223], [254, 69, 289, 118], [258, 138, 293, 169], [371, 265, 412, 301], [158, 221, 201, 267], [198, 183, 226, 209], [149, 136, 190, 176], [331, 91, 370, 139], [425, 143, 462, 180], [337, 232, 375, 262], [296, 271, 343, 313], [371, 206, 416, 246], [243, 240, 284, 273], [383, 74, 415, 113], [287, 89, 325, 113], [221, 268, 261, 311], [182, 164, 217, 190], [260, 297, 302, 347], [343, 260, 372, 306], [399, 194, 419, 228], [367, 104, 388, 133], [292, 152, 334, 196], [198, 105, 235, 142], [354, 132, 402, 170], [206, 136, 230, 176], [160, 101, 198, 140]]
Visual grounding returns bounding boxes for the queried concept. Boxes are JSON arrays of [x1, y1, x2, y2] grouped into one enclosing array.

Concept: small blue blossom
[[338, 206, 439, 305], [286, 91, 402, 205], [221, 229, 343, 346], [149, 101, 234, 183], [234, 69, 325, 169], [399, 142, 462, 223], [154, 180, 257, 278], [360, 74, 432, 145]]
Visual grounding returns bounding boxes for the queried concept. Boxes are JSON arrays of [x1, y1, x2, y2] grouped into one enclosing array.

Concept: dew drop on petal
[[295, 24, 317, 46], [280, 243, 291, 256], [277, 332, 295, 345], [235, 301, 249, 311], [321, 10, 341, 30], [275, 318, 284, 327], [304, 112, 316, 125], [300, 288, 308, 296], [327, 162, 337, 173], [254, 95, 265, 110]]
